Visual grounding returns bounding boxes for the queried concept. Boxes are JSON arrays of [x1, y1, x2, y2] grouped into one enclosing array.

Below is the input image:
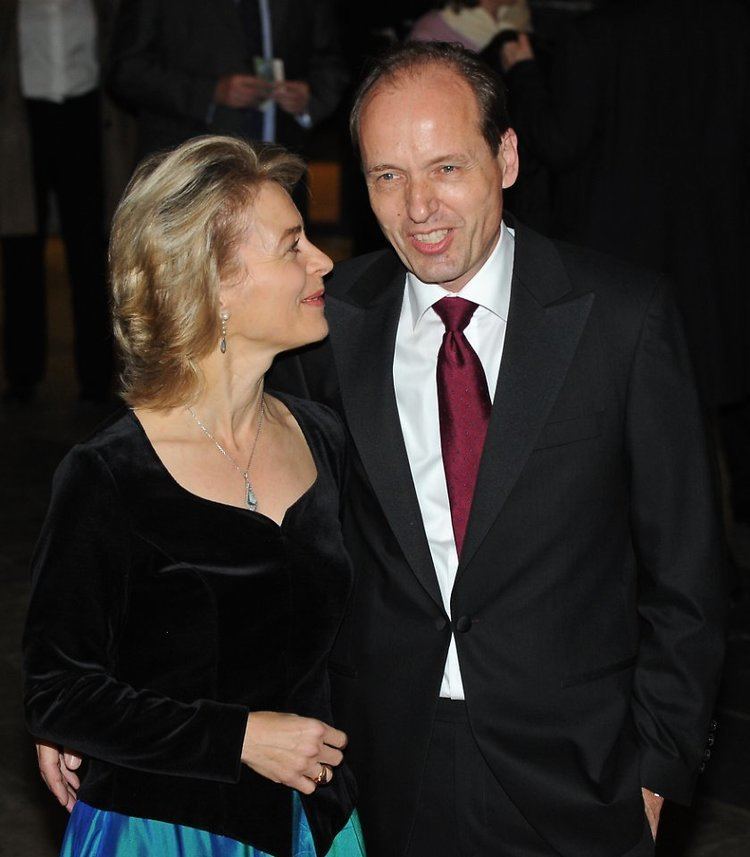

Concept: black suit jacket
[[106, 0, 348, 158], [271, 222, 728, 857]]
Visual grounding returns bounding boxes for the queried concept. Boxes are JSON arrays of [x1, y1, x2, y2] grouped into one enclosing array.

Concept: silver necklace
[[187, 395, 266, 511]]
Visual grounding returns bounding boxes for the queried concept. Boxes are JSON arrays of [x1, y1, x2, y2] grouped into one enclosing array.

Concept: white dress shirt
[[18, 0, 99, 103], [393, 223, 515, 699]]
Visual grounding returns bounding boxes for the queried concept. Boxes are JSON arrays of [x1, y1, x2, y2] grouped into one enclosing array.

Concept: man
[[106, 0, 348, 162], [37, 43, 726, 857]]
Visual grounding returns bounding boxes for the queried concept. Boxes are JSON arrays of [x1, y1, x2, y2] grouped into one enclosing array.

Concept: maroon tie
[[433, 297, 491, 556]]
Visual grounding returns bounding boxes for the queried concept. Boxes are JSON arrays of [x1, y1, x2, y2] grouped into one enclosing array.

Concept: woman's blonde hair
[[110, 135, 305, 409]]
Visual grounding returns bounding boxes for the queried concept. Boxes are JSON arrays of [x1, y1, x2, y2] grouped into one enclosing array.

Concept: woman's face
[[223, 182, 333, 354]]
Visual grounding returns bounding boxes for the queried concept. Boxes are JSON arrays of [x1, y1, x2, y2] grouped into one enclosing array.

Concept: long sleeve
[[625, 280, 729, 803], [23, 444, 248, 783], [106, 0, 217, 124]]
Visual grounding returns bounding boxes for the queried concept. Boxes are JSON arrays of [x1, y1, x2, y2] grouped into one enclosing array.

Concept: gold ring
[[312, 763, 331, 785]]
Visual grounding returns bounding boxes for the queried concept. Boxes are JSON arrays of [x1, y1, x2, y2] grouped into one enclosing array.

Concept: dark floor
[[1, 239, 749, 855]]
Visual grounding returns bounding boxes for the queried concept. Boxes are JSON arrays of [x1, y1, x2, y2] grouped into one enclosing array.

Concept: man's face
[[359, 65, 518, 293]]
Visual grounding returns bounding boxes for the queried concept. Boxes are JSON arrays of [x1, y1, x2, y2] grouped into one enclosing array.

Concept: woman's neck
[[189, 344, 273, 441]]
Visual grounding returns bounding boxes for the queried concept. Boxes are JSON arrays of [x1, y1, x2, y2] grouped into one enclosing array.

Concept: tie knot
[[432, 296, 479, 333]]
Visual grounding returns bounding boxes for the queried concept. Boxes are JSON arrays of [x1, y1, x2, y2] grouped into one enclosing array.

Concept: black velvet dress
[[23, 393, 358, 857]]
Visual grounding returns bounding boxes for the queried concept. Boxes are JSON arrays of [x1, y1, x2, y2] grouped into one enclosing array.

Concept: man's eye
[[289, 239, 300, 254], [378, 172, 396, 183], [440, 165, 457, 174]]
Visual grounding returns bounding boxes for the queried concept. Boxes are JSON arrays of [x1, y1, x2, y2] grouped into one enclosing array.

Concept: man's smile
[[409, 228, 454, 255]]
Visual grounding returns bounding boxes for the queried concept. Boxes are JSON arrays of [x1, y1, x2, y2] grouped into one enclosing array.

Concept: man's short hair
[[349, 41, 511, 160]]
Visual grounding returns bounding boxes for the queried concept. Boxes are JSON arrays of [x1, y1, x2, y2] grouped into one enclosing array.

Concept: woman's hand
[[36, 741, 82, 812], [241, 712, 346, 794]]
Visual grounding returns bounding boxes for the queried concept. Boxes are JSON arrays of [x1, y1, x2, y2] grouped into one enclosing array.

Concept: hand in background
[[500, 32, 535, 73], [274, 81, 311, 117], [36, 741, 82, 812], [642, 787, 665, 840], [241, 711, 346, 794], [214, 74, 273, 109]]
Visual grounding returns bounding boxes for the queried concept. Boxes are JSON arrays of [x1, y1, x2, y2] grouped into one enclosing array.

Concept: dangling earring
[[220, 310, 230, 354]]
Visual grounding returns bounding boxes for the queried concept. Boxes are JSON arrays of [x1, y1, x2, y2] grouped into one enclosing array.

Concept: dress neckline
[[128, 390, 319, 530]]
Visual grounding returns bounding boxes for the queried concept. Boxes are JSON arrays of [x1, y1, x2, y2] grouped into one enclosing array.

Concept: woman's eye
[[289, 239, 301, 254]]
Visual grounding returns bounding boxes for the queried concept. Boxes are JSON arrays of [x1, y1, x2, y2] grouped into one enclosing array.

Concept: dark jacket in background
[[107, 0, 349, 159], [506, 0, 750, 405]]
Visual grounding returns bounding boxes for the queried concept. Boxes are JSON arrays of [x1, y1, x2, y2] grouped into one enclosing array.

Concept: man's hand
[[500, 32, 535, 73], [273, 81, 311, 117], [241, 711, 346, 795], [214, 74, 273, 109], [641, 787, 665, 840], [36, 742, 82, 812]]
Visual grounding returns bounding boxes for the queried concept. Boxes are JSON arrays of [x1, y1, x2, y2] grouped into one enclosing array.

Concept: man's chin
[[404, 258, 461, 288]]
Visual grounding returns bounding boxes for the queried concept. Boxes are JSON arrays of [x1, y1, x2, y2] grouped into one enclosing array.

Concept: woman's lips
[[301, 289, 325, 307], [409, 228, 453, 255]]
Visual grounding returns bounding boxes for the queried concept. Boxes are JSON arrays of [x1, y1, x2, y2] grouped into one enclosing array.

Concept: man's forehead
[[359, 65, 486, 158], [366, 63, 473, 105]]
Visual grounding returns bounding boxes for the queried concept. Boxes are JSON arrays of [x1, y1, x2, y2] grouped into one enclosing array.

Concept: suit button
[[434, 617, 448, 631], [698, 762, 706, 774], [703, 748, 712, 761], [707, 734, 715, 747], [710, 719, 719, 732], [455, 615, 472, 633]]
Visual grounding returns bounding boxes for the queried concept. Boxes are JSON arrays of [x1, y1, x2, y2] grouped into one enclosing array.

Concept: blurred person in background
[[24, 135, 364, 857], [106, 0, 348, 216], [0, 0, 132, 404], [409, 0, 532, 48], [501, 0, 750, 536]]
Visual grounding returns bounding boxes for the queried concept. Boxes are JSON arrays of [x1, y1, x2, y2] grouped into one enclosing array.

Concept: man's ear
[[498, 128, 520, 190]]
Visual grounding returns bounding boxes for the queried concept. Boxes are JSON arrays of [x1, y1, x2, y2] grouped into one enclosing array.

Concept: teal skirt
[[60, 794, 365, 857]]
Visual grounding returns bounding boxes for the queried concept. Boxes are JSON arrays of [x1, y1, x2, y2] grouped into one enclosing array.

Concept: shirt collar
[[405, 222, 515, 331]]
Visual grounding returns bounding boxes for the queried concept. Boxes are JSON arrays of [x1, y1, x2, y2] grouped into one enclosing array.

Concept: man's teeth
[[413, 229, 449, 244]]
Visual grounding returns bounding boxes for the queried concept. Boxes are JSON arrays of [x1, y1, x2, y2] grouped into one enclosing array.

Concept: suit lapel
[[269, 0, 290, 53], [458, 226, 595, 573], [327, 256, 443, 607]]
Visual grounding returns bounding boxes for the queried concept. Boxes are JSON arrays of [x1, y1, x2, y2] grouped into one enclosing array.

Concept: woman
[[409, 0, 532, 52], [23, 136, 364, 857]]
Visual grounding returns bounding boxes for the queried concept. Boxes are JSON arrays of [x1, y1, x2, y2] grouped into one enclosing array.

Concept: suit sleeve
[[23, 445, 248, 783], [303, 0, 349, 127], [625, 280, 728, 804], [106, 0, 217, 124]]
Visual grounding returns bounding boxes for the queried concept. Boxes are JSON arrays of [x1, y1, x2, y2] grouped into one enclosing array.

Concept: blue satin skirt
[[60, 794, 365, 857]]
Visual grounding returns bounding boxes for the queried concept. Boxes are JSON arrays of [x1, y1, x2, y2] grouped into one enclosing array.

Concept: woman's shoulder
[[56, 408, 145, 484], [268, 390, 346, 444], [269, 391, 347, 472]]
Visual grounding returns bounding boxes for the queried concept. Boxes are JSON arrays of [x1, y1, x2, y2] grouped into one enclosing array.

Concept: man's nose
[[405, 178, 438, 223]]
